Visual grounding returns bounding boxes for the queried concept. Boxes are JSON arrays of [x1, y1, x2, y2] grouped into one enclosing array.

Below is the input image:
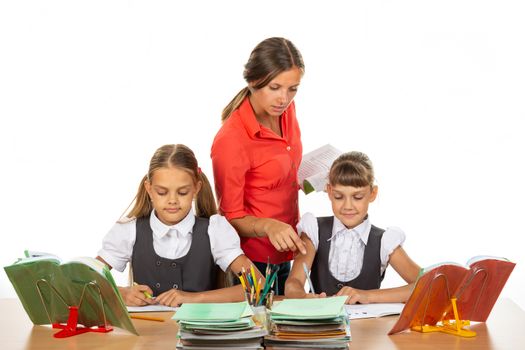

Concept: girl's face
[[145, 167, 201, 226], [327, 183, 378, 229], [249, 66, 302, 119]]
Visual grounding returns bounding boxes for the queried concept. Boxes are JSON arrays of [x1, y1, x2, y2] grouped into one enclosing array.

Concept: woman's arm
[[230, 215, 306, 255]]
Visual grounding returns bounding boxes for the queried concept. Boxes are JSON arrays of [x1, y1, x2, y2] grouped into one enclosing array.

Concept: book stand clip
[[36, 279, 113, 338], [410, 270, 488, 338]]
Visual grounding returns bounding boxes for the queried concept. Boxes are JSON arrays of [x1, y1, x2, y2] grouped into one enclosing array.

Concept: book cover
[[388, 256, 515, 335], [4, 253, 137, 335]]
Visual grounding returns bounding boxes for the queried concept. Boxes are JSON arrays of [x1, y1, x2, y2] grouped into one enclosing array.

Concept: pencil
[[256, 277, 262, 305], [237, 272, 247, 291], [133, 282, 153, 299], [130, 314, 165, 322], [250, 265, 258, 290], [242, 267, 250, 289]]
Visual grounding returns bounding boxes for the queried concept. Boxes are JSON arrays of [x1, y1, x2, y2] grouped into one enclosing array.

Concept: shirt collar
[[149, 210, 195, 239], [238, 96, 289, 139], [331, 215, 371, 245]]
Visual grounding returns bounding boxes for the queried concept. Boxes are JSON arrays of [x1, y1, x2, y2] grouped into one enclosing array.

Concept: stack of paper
[[172, 301, 267, 349], [264, 296, 351, 349]]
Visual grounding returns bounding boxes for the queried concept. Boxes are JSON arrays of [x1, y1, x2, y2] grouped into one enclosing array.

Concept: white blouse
[[297, 212, 405, 282], [98, 210, 244, 273]]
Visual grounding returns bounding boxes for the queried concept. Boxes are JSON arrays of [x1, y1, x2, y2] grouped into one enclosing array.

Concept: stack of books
[[173, 301, 267, 349], [264, 296, 351, 350]]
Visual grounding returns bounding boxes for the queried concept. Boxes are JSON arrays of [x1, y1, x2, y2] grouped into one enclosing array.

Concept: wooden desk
[[2, 298, 523, 349]]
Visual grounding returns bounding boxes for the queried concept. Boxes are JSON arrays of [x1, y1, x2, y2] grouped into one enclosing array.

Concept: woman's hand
[[118, 284, 156, 306], [262, 218, 306, 255], [336, 286, 372, 304]]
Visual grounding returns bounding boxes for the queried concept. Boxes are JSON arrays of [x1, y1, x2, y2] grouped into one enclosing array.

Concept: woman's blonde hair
[[221, 37, 305, 122], [125, 144, 217, 220], [329, 151, 375, 188]]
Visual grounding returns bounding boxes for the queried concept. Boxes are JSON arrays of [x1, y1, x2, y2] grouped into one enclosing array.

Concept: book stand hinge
[[411, 297, 476, 338], [52, 306, 113, 338]]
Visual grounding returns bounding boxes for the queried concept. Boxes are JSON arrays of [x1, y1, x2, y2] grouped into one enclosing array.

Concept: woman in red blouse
[[211, 37, 306, 294]]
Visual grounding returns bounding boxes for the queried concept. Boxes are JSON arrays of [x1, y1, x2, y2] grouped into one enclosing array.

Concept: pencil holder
[[251, 305, 267, 329]]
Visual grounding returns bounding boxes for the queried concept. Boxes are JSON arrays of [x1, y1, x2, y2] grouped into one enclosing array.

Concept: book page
[[68, 256, 108, 276], [127, 304, 178, 313], [466, 255, 509, 266], [298, 144, 342, 192], [345, 303, 404, 319], [15, 254, 61, 265]]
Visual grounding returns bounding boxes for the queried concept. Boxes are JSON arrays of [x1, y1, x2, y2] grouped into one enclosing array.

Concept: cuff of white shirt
[[216, 249, 244, 272], [97, 250, 127, 273]]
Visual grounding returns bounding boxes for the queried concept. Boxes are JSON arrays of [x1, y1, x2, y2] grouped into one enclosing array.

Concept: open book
[[298, 144, 343, 194], [4, 251, 137, 335], [389, 255, 515, 335], [345, 303, 404, 320]]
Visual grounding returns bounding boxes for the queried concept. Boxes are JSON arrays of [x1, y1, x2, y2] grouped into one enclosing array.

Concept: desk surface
[[2, 298, 523, 349]]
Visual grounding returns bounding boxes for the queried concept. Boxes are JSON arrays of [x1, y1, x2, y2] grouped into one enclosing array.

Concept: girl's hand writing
[[119, 284, 156, 306]]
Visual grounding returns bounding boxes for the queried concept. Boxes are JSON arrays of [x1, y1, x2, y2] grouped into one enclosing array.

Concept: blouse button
[[173, 284, 179, 290], [155, 282, 161, 289], [337, 283, 344, 289], [286, 146, 291, 151], [171, 262, 177, 268], [156, 261, 162, 266]]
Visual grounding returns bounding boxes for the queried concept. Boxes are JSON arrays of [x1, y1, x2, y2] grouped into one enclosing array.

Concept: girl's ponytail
[[195, 171, 218, 218]]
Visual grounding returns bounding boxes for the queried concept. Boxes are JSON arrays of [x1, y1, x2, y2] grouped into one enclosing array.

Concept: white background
[[1, 1, 524, 310]]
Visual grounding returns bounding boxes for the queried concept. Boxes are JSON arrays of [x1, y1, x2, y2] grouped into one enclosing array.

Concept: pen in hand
[[133, 282, 154, 299], [302, 262, 316, 294]]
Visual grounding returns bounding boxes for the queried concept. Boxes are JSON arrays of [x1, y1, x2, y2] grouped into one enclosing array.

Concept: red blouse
[[211, 97, 302, 263]]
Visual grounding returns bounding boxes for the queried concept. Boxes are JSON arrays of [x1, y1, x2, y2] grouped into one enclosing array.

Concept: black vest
[[131, 216, 218, 296], [310, 216, 385, 296]]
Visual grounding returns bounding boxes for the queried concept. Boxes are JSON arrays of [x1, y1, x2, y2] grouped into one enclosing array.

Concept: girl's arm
[[155, 254, 265, 307], [336, 246, 420, 304], [389, 246, 421, 284], [284, 234, 325, 298], [230, 215, 306, 255]]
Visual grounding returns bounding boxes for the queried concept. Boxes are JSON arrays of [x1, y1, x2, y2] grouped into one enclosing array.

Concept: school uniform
[[297, 213, 405, 296], [98, 210, 243, 295]]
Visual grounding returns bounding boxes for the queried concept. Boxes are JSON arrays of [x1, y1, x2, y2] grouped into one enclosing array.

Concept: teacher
[[211, 37, 306, 294]]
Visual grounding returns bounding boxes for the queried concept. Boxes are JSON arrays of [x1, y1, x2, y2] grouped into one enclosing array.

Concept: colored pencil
[[130, 314, 165, 322]]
